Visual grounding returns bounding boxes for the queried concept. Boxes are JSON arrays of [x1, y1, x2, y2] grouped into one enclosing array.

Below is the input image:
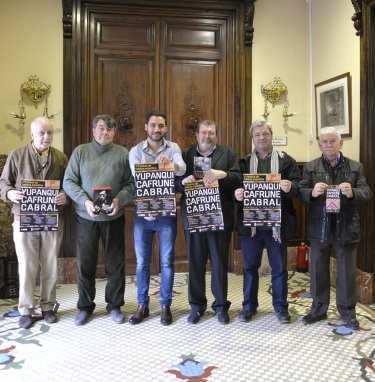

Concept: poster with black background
[[134, 162, 176, 217], [243, 174, 281, 227], [184, 180, 224, 232], [20, 179, 60, 232], [92, 187, 113, 214]]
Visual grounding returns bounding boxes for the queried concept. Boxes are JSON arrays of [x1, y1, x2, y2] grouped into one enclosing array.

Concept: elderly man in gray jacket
[[299, 126, 371, 329], [0, 117, 68, 329]]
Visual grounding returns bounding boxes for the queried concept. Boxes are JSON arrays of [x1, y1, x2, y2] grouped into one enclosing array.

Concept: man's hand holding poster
[[20, 179, 60, 232], [134, 162, 176, 217], [184, 180, 224, 233], [243, 173, 281, 227]]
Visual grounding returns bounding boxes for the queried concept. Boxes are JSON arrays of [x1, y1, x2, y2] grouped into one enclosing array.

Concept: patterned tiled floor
[[1, 271, 375, 382]]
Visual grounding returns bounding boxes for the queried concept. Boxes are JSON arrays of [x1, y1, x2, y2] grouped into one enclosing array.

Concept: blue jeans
[[241, 230, 288, 312], [134, 215, 176, 306]]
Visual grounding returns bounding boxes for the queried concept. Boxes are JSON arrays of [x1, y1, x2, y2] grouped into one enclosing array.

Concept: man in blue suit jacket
[[175, 119, 241, 324]]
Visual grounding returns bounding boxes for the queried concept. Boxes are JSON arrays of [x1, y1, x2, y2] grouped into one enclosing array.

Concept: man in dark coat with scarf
[[235, 119, 300, 324]]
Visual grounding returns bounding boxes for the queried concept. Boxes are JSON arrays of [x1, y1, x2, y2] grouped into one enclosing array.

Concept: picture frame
[[315, 72, 352, 139]]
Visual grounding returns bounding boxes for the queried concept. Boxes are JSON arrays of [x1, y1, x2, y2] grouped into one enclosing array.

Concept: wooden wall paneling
[[62, 0, 253, 276], [358, 0, 375, 274]]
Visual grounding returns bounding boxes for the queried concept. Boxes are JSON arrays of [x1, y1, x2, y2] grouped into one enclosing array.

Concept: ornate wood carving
[[179, 82, 205, 148], [183, 83, 203, 133], [62, 0, 73, 39], [244, 0, 256, 46], [112, 81, 137, 149], [351, 0, 363, 36]]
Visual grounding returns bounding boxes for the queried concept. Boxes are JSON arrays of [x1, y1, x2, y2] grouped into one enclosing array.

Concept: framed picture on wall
[[315, 72, 352, 139]]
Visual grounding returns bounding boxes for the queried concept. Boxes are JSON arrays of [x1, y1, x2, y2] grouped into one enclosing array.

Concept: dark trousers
[[309, 239, 357, 320], [241, 230, 288, 312], [75, 214, 125, 312], [185, 230, 232, 313]]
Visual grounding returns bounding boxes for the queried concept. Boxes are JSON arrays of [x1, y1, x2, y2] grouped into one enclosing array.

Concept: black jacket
[[298, 154, 372, 244], [175, 144, 241, 232], [236, 151, 300, 242]]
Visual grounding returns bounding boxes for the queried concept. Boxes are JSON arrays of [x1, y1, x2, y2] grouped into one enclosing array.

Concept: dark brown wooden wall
[[62, 0, 255, 274]]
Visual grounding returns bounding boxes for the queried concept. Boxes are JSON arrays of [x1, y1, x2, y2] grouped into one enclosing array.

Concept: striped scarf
[[249, 147, 283, 242]]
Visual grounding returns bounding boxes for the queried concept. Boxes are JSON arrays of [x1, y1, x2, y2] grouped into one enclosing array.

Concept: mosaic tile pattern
[[1, 272, 375, 382]]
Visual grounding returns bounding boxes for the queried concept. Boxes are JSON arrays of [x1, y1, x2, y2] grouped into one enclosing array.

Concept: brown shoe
[[129, 305, 149, 325], [43, 310, 57, 324], [160, 305, 173, 326], [19, 314, 33, 329]]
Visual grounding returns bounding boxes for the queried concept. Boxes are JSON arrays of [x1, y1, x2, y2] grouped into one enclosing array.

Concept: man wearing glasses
[[176, 120, 241, 324]]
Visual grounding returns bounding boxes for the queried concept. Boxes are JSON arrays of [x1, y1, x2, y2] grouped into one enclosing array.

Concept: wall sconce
[[10, 76, 59, 121], [261, 77, 298, 121], [282, 97, 298, 121], [43, 94, 60, 119], [10, 96, 26, 120], [21, 75, 51, 109]]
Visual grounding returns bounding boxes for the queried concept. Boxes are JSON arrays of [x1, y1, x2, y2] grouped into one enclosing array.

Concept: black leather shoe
[[302, 313, 328, 325], [19, 314, 33, 329], [217, 311, 230, 324], [239, 309, 257, 322], [344, 318, 359, 329], [43, 310, 57, 324], [129, 305, 149, 325], [187, 309, 205, 324], [160, 305, 173, 326], [74, 310, 92, 326], [276, 309, 291, 324]]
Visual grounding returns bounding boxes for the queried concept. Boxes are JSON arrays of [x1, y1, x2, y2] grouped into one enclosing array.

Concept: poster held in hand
[[184, 179, 224, 233], [92, 187, 113, 214], [242, 173, 282, 227], [134, 162, 176, 217], [20, 179, 60, 232], [193, 156, 211, 180]]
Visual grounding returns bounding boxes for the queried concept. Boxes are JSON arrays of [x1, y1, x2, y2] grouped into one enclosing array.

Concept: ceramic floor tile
[[1, 272, 375, 382]]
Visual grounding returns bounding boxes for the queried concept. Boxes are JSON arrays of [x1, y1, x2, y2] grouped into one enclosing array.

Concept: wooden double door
[[62, 0, 253, 275]]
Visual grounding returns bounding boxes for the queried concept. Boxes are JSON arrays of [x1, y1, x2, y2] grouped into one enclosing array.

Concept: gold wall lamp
[[261, 77, 298, 121], [21, 75, 51, 109], [10, 75, 59, 120], [10, 96, 26, 120]]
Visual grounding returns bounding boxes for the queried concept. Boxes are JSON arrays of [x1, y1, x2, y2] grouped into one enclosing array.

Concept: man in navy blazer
[[175, 119, 241, 324]]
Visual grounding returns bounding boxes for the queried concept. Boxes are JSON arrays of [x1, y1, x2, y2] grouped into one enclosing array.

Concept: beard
[[199, 140, 215, 152], [148, 133, 164, 142]]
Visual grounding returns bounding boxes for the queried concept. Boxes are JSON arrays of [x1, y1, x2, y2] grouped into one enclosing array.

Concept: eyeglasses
[[199, 131, 216, 137]]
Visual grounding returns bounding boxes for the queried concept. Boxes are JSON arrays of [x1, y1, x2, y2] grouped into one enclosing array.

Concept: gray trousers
[[13, 219, 63, 315], [309, 238, 357, 320]]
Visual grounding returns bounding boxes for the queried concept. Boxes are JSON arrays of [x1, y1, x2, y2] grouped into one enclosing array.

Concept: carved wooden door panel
[[86, 11, 235, 275], [63, 0, 253, 276]]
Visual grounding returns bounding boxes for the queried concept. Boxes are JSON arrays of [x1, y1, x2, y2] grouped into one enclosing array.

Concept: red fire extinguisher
[[297, 242, 309, 272]]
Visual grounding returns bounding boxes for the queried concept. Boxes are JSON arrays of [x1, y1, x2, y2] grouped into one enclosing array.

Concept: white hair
[[319, 127, 341, 141]]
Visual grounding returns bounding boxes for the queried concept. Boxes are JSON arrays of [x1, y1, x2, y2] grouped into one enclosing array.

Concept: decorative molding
[[112, 81, 136, 136], [351, 0, 363, 36], [112, 81, 138, 149], [62, 0, 73, 39], [244, 0, 256, 46], [183, 82, 204, 135]]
